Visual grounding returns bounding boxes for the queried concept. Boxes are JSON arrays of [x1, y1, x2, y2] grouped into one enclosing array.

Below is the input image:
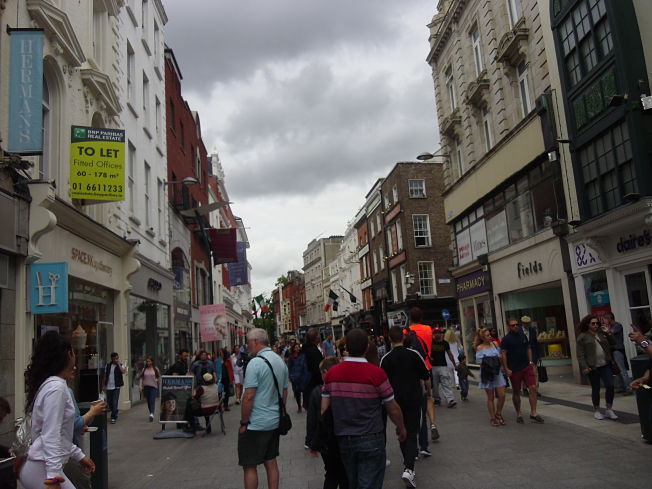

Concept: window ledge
[[143, 126, 153, 139], [154, 65, 163, 81], [129, 215, 141, 226], [141, 37, 152, 56], [409, 195, 427, 199], [127, 101, 139, 118], [145, 227, 156, 238], [158, 238, 168, 247], [126, 5, 138, 26]]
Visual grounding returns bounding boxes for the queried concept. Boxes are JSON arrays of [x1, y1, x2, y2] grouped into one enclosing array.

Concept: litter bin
[[79, 402, 109, 489], [630, 353, 652, 442]]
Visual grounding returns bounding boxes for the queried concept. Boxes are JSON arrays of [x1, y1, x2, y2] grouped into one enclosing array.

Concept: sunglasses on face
[[590, 321, 600, 325]]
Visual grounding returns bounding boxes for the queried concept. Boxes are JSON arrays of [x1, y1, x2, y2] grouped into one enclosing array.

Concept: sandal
[[516, 415, 524, 424], [490, 418, 500, 427], [495, 413, 506, 426]]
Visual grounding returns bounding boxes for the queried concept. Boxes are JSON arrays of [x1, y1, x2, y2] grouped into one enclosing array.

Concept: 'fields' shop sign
[[456, 270, 490, 299]]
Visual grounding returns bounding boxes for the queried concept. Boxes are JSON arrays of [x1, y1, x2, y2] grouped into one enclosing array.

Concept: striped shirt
[[322, 357, 394, 436]]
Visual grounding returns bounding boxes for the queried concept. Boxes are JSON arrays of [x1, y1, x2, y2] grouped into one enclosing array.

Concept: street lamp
[[416, 151, 450, 161], [163, 176, 199, 186]]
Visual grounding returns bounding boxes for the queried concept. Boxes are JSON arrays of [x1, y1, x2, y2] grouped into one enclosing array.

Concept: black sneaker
[[419, 448, 432, 457]]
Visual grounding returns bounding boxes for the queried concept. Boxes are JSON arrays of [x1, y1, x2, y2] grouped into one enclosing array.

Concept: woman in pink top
[[138, 357, 161, 421]]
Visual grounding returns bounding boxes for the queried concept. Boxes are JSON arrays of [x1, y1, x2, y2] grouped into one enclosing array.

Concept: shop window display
[[34, 278, 114, 402], [583, 270, 611, 321], [460, 295, 492, 365], [502, 285, 570, 364]]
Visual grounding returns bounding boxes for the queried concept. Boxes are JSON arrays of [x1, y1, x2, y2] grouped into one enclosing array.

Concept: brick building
[[381, 162, 456, 327], [165, 46, 211, 353]]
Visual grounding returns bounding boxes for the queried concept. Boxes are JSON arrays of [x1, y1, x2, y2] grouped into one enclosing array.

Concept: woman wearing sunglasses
[[576, 314, 618, 420]]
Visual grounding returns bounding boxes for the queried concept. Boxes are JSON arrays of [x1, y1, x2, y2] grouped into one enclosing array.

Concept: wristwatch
[[240, 420, 250, 427], [641, 340, 650, 349]]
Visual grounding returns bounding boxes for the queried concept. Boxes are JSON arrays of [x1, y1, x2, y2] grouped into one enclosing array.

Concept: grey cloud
[[162, 0, 425, 92]]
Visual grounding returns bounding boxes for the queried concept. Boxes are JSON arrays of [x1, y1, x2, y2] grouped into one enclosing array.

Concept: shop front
[[568, 200, 652, 364], [128, 255, 174, 403], [490, 233, 576, 376], [455, 268, 493, 365]]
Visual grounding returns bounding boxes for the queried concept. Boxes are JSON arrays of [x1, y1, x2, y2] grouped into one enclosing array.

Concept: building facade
[[427, 0, 576, 373], [302, 236, 343, 327]]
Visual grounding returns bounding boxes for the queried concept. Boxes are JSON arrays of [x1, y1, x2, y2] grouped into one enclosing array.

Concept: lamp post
[[163, 176, 199, 186], [416, 151, 450, 161]]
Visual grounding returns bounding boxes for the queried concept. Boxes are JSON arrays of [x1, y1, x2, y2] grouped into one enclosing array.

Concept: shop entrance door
[[624, 270, 652, 328]]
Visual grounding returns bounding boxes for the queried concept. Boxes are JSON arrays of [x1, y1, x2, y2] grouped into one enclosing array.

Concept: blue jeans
[[587, 365, 614, 409], [106, 388, 120, 420], [338, 432, 385, 489], [143, 386, 158, 415], [459, 378, 469, 398], [418, 399, 428, 451], [612, 350, 632, 391]]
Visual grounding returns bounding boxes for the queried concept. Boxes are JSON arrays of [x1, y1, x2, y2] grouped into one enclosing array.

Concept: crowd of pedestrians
[[5, 305, 652, 489]]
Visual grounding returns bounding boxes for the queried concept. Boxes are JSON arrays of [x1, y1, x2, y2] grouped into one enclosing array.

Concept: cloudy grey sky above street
[[161, 0, 440, 297]]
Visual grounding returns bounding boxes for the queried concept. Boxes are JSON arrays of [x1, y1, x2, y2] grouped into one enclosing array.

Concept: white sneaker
[[605, 409, 619, 420], [593, 410, 605, 420], [386, 459, 391, 467], [402, 468, 416, 488]]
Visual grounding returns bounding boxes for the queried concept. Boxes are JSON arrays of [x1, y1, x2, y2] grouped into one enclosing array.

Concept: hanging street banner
[[70, 126, 125, 201], [227, 242, 249, 286], [209, 228, 238, 264], [8, 29, 44, 154], [199, 303, 227, 342]]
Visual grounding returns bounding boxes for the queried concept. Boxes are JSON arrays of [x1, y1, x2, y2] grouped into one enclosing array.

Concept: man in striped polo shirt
[[322, 328, 407, 489]]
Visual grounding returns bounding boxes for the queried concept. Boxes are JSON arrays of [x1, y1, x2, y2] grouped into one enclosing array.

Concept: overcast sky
[[161, 0, 440, 298]]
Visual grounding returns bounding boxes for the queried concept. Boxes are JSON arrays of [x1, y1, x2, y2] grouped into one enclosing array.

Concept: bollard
[[79, 403, 109, 489], [630, 353, 652, 442]]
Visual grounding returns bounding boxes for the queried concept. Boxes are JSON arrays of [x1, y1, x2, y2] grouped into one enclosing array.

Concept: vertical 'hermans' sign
[[70, 126, 125, 201], [8, 29, 44, 154]]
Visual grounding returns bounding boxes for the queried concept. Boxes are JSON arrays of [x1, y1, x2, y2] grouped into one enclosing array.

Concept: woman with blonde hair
[[474, 328, 507, 427], [444, 329, 461, 388]]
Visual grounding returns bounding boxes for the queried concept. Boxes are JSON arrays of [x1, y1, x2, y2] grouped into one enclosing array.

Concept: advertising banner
[[29, 262, 68, 314], [227, 242, 249, 286], [159, 376, 194, 423], [199, 304, 227, 342], [70, 126, 125, 201], [209, 228, 237, 264], [8, 29, 44, 154], [456, 229, 472, 266], [470, 219, 488, 258]]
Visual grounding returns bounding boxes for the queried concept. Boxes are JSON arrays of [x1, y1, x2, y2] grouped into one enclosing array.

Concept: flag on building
[[209, 228, 238, 264], [255, 294, 269, 314], [324, 289, 339, 311]]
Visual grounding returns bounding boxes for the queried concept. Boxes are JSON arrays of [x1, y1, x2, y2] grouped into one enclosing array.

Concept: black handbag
[[537, 359, 549, 383], [259, 355, 292, 436]]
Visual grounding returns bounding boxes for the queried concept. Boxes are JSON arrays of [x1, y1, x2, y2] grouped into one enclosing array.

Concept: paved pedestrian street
[[108, 383, 650, 489]]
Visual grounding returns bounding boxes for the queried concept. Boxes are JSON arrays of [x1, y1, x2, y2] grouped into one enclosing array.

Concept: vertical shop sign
[[199, 304, 227, 342], [70, 126, 125, 201], [8, 29, 44, 154], [456, 228, 472, 265], [29, 262, 68, 314]]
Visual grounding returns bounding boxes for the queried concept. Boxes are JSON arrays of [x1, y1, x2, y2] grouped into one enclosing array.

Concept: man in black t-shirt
[[501, 319, 543, 424], [430, 327, 458, 407], [381, 326, 431, 487]]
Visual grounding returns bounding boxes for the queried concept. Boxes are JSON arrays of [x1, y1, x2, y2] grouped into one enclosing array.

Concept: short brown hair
[[409, 307, 423, 323], [307, 327, 320, 345], [345, 328, 369, 356], [388, 326, 404, 344], [320, 356, 338, 372]]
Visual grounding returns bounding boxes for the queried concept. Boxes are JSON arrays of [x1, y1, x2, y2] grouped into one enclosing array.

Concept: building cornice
[[27, 0, 86, 66]]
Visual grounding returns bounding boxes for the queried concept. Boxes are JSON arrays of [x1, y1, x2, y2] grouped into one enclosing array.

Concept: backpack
[[289, 353, 311, 392], [408, 327, 429, 361], [236, 350, 248, 368]]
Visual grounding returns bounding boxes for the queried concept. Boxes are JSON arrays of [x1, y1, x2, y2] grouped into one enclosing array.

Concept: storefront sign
[[616, 230, 652, 253], [175, 302, 191, 319], [456, 270, 490, 299], [70, 126, 125, 201], [456, 229, 472, 265], [199, 304, 227, 342], [8, 29, 43, 154], [387, 310, 408, 328], [574, 243, 600, 269], [470, 219, 488, 258], [71, 247, 113, 275], [29, 262, 68, 314], [517, 260, 543, 278], [147, 278, 162, 292]]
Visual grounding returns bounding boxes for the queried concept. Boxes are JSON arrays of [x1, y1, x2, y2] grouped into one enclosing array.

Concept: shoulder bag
[[258, 355, 292, 436], [537, 358, 549, 383]]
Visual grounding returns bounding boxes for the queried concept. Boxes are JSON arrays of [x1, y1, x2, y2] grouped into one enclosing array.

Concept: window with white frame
[[506, 0, 523, 28], [155, 96, 161, 135], [452, 137, 464, 177], [142, 72, 149, 124], [370, 218, 375, 238], [391, 270, 398, 303], [370, 250, 376, 275], [408, 179, 426, 198], [517, 61, 533, 115], [392, 184, 398, 203], [157, 178, 164, 236], [471, 25, 484, 76], [482, 106, 494, 151], [396, 220, 403, 251], [399, 264, 406, 301], [127, 43, 135, 102], [153, 20, 160, 61], [128, 142, 136, 213], [144, 161, 151, 226], [142, 0, 148, 32], [418, 262, 436, 296], [445, 65, 457, 111], [412, 215, 431, 247], [379, 246, 385, 270], [93, 9, 106, 69], [376, 213, 382, 235], [195, 147, 202, 183]]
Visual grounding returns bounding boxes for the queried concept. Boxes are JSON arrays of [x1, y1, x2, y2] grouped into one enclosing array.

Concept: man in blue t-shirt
[[238, 328, 289, 489], [501, 318, 543, 424]]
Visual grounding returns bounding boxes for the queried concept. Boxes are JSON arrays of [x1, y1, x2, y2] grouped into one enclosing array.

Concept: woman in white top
[[231, 345, 244, 403], [444, 329, 461, 388], [20, 331, 95, 489]]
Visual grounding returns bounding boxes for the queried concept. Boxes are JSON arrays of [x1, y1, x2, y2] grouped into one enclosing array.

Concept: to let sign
[[29, 262, 68, 314], [70, 126, 125, 201]]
